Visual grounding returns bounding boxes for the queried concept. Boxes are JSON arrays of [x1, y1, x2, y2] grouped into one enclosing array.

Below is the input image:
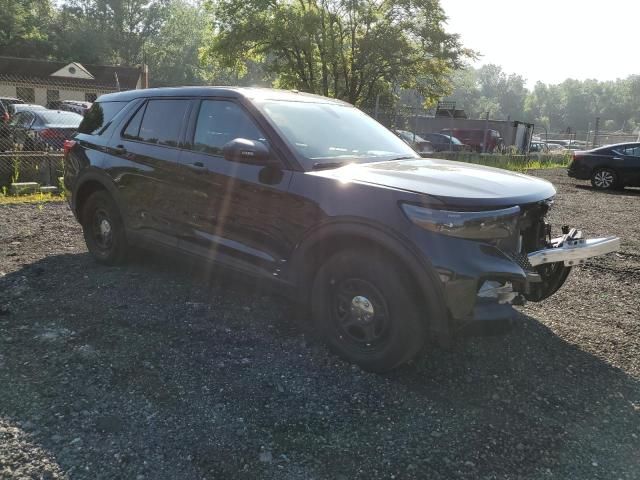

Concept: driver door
[[175, 98, 294, 278]]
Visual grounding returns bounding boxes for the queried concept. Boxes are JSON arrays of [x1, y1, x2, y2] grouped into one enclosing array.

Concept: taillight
[[2, 112, 9, 122], [63, 139, 76, 155]]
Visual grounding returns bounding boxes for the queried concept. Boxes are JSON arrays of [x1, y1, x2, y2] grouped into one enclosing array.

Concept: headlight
[[401, 203, 520, 240]]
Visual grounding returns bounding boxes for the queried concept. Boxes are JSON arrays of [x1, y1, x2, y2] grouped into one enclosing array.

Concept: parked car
[[64, 87, 620, 372], [568, 142, 640, 190], [47, 100, 93, 116], [441, 128, 503, 153], [395, 130, 434, 156], [9, 109, 83, 151], [0, 97, 25, 150], [419, 132, 468, 152], [529, 141, 550, 153]]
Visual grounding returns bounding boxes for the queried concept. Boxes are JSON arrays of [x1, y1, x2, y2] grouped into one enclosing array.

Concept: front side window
[[130, 99, 190, 147], [257, 101, 417, 169], [79, 101, 128, 135], [192, 100, 266, 156]]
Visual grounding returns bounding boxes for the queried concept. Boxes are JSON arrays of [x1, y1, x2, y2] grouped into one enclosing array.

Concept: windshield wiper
[[387, 155, 418, 161], [311, 161, 349, 170]]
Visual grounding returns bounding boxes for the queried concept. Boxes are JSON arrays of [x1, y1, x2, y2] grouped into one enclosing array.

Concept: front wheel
[[81, 190, 128, 265], [311, 250, 426, 372]]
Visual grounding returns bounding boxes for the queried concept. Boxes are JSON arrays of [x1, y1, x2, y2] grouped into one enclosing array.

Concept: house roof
[[0, 56, 142, 90]]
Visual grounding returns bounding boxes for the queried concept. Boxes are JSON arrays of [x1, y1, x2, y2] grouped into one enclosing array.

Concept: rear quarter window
[[78, 101, 128, 135]]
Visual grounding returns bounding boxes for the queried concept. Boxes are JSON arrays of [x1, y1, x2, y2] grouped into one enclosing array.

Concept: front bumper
[[413, 226, 621, 326]]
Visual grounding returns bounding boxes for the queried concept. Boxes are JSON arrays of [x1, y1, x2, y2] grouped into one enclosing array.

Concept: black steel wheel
[[81, 190, 128, 265], [311, 249, 427, 372]]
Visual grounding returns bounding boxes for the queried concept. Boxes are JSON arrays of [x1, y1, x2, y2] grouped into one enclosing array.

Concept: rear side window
[[123, 99, 190, 147], [78, 101, 127, 135]]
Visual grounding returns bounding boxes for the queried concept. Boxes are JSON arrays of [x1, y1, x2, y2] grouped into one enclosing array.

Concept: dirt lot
[[1, 168, 638, 479]]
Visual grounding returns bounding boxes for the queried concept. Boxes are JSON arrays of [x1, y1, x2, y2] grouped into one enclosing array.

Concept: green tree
[[53, 0, 170, 65], [204, 0, 472, 107], [0, 0, 52, 58]]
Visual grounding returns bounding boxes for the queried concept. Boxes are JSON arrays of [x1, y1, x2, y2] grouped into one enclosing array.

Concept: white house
[[0, 56, 148, 105]]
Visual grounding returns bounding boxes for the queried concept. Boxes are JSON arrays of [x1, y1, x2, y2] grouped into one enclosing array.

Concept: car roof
[[14, 103, 45, 109], [598, 142, 640, 149], [97, 86, 351, 106]]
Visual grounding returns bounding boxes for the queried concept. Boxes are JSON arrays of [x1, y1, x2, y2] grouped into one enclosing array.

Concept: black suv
[[64, 87, 619, 372]]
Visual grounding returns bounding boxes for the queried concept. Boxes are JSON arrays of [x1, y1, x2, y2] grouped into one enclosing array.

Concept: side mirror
[[222, 138, 270, 164]]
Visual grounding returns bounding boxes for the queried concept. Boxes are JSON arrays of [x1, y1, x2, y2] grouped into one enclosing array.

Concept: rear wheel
[[311, 250, 426, 372], [81, 190, 128, 265], [591, 168, 619, 190]]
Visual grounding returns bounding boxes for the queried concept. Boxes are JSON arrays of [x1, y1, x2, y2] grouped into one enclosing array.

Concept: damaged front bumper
[[470, 228, 620, 323], [424, 225, 621, 326], [527, 232, 620, 267]]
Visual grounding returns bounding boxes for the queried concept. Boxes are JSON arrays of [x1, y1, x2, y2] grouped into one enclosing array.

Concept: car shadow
[[575, 184, 640, 196], [1, 252, 638, 479]]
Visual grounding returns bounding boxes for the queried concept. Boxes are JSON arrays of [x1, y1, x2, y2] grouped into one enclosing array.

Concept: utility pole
[[593, 117, 600, 149], [482, 112, 490, 154]]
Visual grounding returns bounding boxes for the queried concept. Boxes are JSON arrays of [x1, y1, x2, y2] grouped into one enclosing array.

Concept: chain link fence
[[0, 59, 144, 191]]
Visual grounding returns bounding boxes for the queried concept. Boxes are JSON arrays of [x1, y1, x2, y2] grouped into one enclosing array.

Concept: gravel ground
[[0, 168, 638, 479]]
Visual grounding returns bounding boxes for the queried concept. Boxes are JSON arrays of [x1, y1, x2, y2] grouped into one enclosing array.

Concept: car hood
[[309, 158, 557, 207]]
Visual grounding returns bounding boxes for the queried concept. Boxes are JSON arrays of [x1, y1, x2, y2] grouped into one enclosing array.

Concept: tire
[[591, 168, 619, 190], [310, 249, 426, 372], [81, 190, 128, 265]]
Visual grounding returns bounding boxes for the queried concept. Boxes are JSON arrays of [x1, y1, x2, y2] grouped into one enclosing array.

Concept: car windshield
[[38, 111, 83, 126], [257, 100, 418, 169]]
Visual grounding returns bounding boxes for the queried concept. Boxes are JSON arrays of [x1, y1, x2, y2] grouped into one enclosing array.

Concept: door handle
[[113, 145, 127, 155], [187, 162, 207, 172], [612, 157, 623, 161]]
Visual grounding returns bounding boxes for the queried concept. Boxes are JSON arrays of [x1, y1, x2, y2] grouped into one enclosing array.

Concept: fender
[[71, 167, 124, 220], [287, 218, 451, 340]]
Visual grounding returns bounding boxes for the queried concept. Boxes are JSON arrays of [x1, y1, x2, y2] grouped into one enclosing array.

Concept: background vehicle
[[65, 87, 619, 372], [395, 130, 434, 156], [420, 132, 468, 152], [9, 109, 83, 151], [568, 142, 640, 190], [0, 97, 26, 150], [529, 141, 550, 153], [47, 100, 93, 116], [441, 128, 503, 153]]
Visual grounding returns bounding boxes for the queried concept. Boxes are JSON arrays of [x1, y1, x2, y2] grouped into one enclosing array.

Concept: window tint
[[193, 100, 266, 156], [78, 101, 128, 135], [132, 99, 190, 147]]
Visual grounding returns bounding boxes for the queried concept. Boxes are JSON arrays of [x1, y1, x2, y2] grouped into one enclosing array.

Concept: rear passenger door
[[106, 98, 192, 247], [175, 98, 294, 277]]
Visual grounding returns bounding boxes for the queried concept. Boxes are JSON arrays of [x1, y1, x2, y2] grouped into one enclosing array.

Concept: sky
[[439, 0, 639, 87]]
